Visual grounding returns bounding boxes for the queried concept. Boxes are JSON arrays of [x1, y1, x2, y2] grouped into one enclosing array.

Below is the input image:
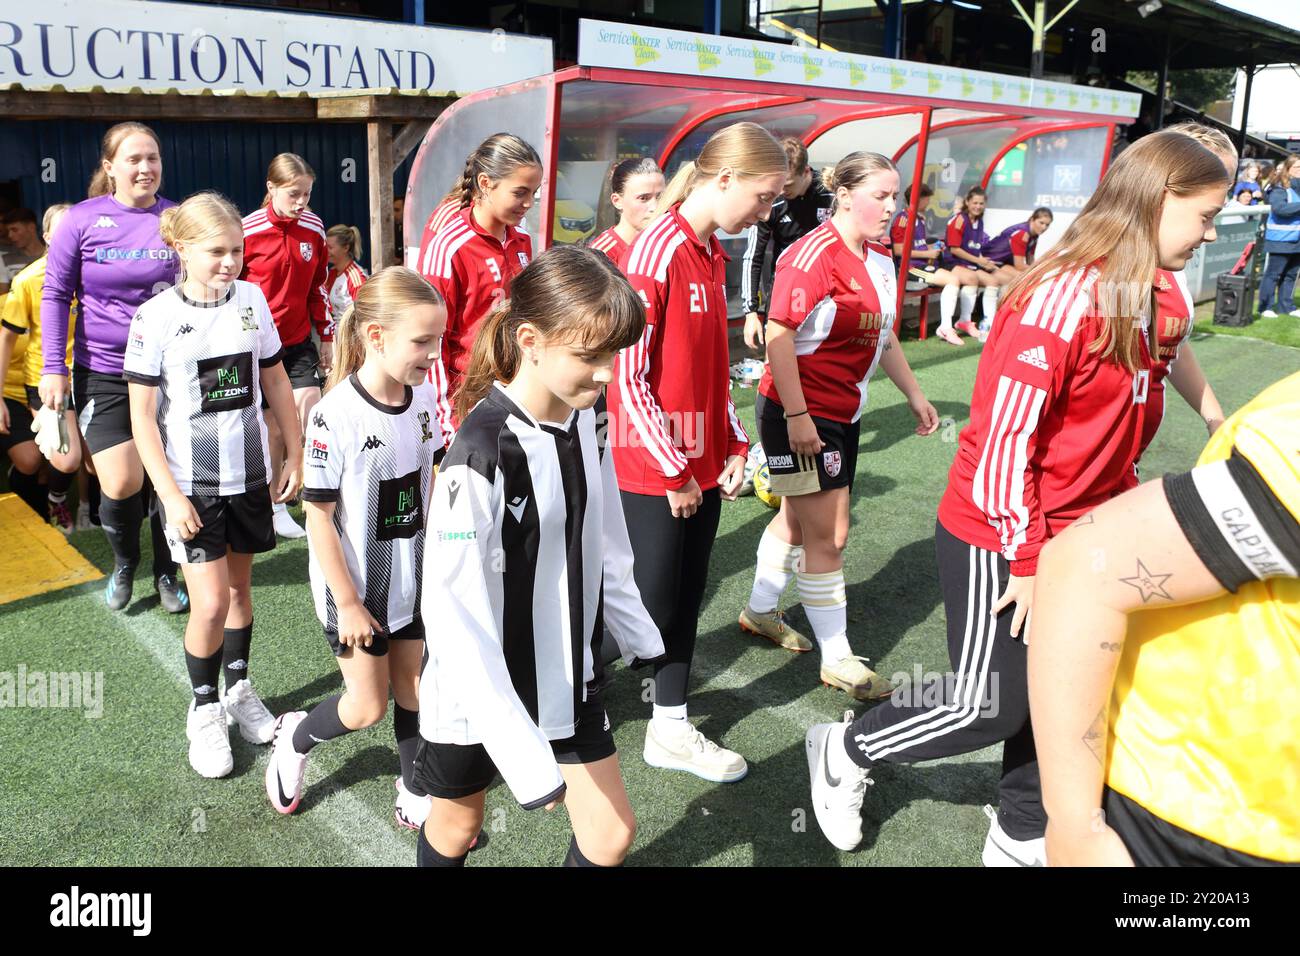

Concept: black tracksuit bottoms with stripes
[[620, 488, 723, 710], [844, 520, 1043, 841]]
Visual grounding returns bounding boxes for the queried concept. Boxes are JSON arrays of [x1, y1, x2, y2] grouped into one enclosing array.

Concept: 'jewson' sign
[[0, 0, 552, 94]]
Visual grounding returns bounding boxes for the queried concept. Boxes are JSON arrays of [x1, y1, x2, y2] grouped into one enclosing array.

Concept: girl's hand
[[337, 602, 383, 649], [39, 373, 70, 412], [909, 394, 940, 435], [666, 477, 703, 519], [743, 313, 765, 350], [717, 454, 747, 501], [787, 413, 824, 457], [992, 572, 1035, 642], [318, 340, 334, 376], [275, 452, 303, 503], [162, 492, 202, 541]]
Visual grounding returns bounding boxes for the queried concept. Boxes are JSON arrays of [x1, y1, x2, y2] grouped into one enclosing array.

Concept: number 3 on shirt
[[688, 282, 708, 314]]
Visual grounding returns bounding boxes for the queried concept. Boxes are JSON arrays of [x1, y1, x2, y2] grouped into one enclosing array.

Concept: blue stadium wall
[[0, 120, 414, 258]]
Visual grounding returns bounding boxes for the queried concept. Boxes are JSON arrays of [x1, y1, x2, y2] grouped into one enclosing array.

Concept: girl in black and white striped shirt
[[124, 191, 302, 780], [414, 245, 665, 867], [265, 267, 446, 830]]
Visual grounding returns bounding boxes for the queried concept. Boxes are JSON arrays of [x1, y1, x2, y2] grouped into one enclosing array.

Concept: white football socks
[[982, 285, 1000, 329], [959, 285, 978, 323], [652, 703, 689, 738], [797, 569, 852, 665], [748, 527, 803, 614], [939, 284, 960, 330]]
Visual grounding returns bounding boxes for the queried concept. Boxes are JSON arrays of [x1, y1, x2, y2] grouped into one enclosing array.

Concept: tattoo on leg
[[1099, 641, 1123, 652], [1083, 708, 1107, 766], [1118, 559, 1173, 603]]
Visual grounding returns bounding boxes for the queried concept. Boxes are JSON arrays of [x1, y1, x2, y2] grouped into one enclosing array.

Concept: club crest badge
[[300, 242, 313, 262], [823, 450, 841, 477], [239, 306, 258, 331]]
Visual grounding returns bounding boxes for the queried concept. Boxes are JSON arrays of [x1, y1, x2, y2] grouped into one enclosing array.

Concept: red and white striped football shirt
[[938, 265, 1155, 576], [607, 204, 748, 495], [241, 206, 331, 345], [417, 207, 532, 439], [413, 199, 463, 269], [322, 259, 369, 325], [588, 227, 629, 265], [756, 222, 896, 423]]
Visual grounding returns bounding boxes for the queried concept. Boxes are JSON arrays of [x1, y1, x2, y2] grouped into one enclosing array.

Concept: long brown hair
[[440, 133, 541, 212], [88, 122, 163, 198], [328, 267, 444, 393], [1266, 154, 1299, 191], [262, 153, 315, 208], [659, 122, 787, 211], [821, 151, 896, 214], [454, 245, 645, 423], [1002, 131, 1230, 371]]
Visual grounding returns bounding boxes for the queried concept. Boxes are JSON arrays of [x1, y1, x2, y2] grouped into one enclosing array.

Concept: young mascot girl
[[608, 122, 787, 782], [124, 192, 302, 777], [588, 157, 666, 265], [804, 131, 1231, 862], [266, 267, 446, 830], [414, 245, 665, 867], [743, 152, 939, 699]]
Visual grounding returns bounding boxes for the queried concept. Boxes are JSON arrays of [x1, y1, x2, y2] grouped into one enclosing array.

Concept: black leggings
[[844, 520, 1043, 840], [620, 488, 722, 710]]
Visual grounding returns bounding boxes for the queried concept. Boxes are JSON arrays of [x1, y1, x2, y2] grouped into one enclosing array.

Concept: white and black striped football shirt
[[302, 376, 443, 634], [418, 384, 665, 809], [123, 280, 283, 496]]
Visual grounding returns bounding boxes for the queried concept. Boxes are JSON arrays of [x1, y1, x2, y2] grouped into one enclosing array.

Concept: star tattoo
[[1118, 559, 1174, 604]]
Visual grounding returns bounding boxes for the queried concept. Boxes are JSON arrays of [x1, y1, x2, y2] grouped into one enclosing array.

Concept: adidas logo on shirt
[[93, 216, 118, 229], [362, 435, 385, 451], [1017, 346, 1049, 371]]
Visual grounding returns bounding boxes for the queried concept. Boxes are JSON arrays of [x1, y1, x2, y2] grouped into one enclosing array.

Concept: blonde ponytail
[[658, 160, 697, 213], [656, 122, 787, 214], [325, 266, 443, 392]]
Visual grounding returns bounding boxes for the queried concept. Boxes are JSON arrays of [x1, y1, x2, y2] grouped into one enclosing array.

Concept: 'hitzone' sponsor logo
[[384, 486, 419, 529], [208, 367, 246, 401], [49, 886, 151, 936], [0, 665, 104, 719]]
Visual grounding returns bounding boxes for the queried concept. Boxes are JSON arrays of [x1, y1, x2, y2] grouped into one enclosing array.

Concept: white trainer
[[806, 710, 874, 851], [272, 503, 307, 539], [981, 804, 1046, 866], [186, 700, 234, 779], [222, 678, 276, 744], [643, 721, 748, 783], [1260, 309, 1278, 318], [395, 777, 433, 830], [266, 712, 309, 814]]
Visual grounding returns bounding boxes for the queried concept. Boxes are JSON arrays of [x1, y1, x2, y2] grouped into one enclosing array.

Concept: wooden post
[[368, 120, 395, 272]]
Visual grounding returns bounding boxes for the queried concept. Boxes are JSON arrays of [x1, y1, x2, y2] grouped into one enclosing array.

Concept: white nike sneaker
[[266, 711, 309, 814], [186, 700, 234, 779], [806, 710, 874, 851], [272, 503, 307, 539], [395, 777, 433, 830], [643, 721, 748, 783], [981, 804, 1046, 866], [222, 678, 276, 744]]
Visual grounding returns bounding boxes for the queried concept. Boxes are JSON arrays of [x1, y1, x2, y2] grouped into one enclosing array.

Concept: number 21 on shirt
[[688, 281, 708, 314]]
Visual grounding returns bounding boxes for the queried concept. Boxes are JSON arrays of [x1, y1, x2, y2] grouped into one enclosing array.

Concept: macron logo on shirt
[[1017, 346, 1049, 371], [93, 216, 118, 229]]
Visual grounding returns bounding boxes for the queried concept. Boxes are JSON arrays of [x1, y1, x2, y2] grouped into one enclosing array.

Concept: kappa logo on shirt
[[176, 324, 195, 337], [506, 495, 528, 523], [300, 242, 313, 262], [93, 216, 118, 229], [1016, 346, 1049, 371], [312, 412, 328, 430], [362, 435, 385, 451]]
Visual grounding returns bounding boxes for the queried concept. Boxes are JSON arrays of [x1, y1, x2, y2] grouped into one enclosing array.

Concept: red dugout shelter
[[404, 18, 1138, 336]]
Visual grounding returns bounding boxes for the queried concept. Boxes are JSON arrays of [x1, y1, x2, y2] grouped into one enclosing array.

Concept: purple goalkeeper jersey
[[41, 193, 178, 377]]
